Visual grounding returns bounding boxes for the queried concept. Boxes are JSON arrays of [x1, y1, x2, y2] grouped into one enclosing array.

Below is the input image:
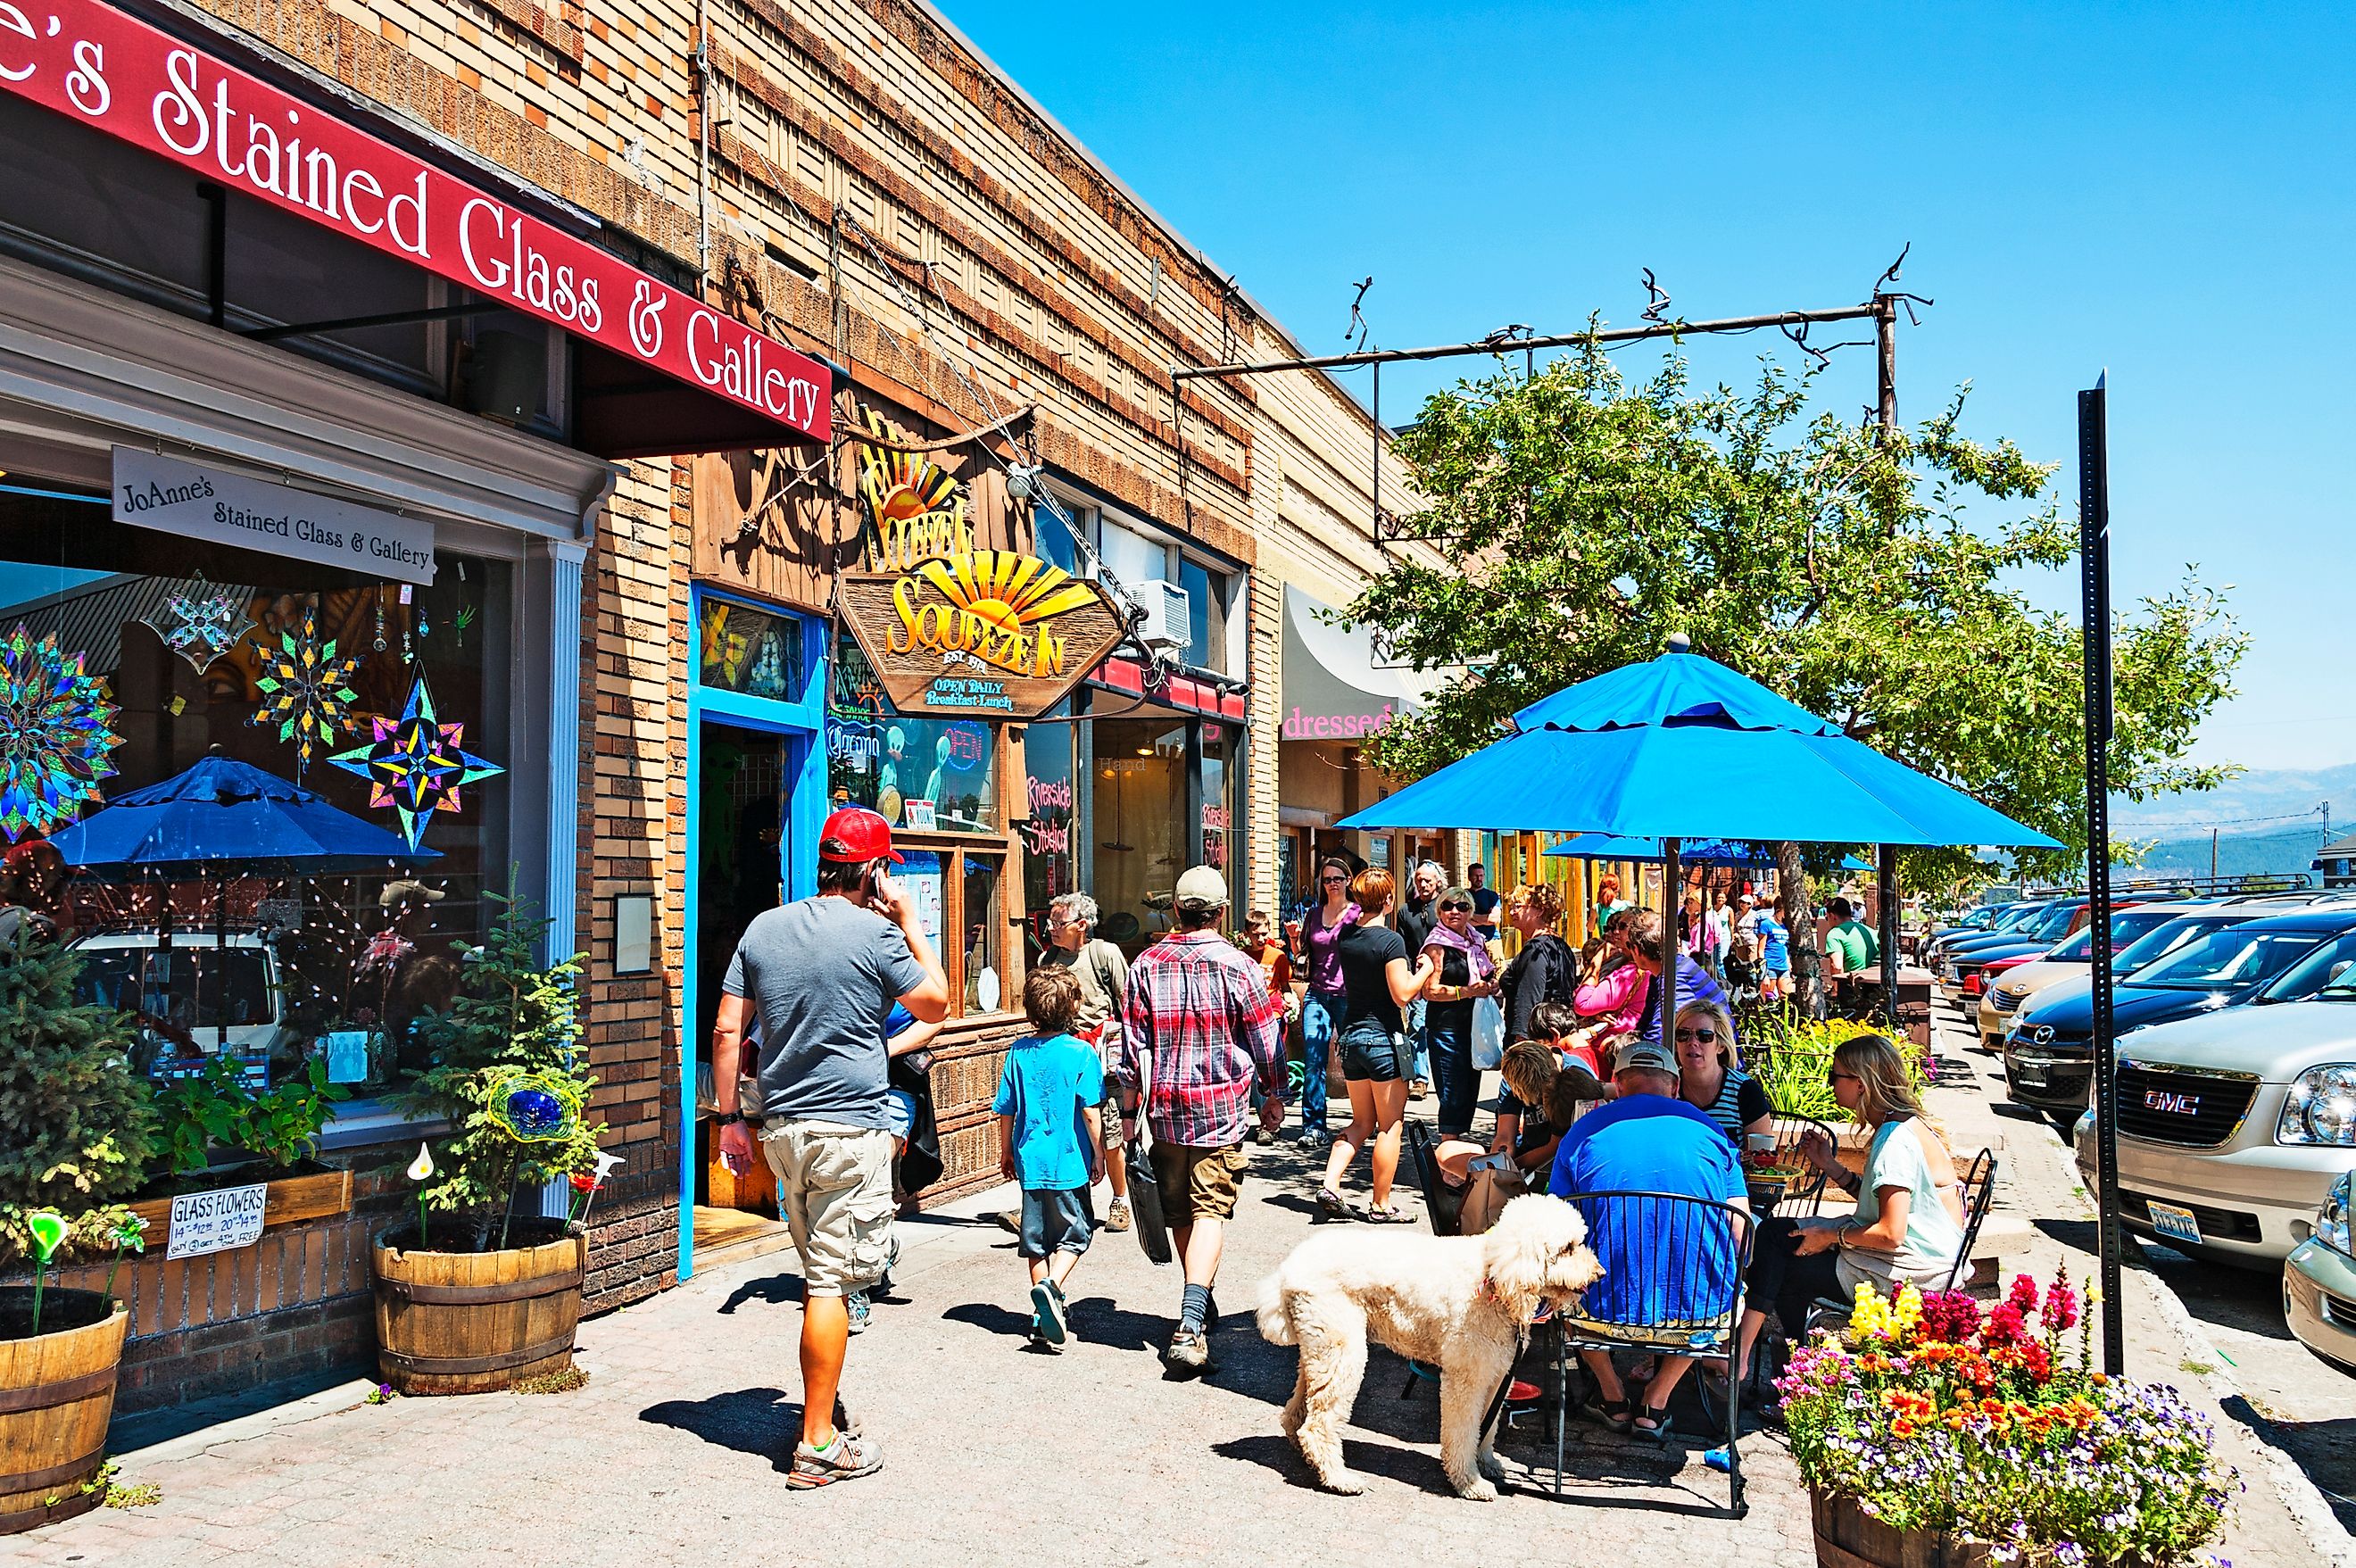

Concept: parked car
[[2008, 907, 2356, 1114], [1923, 901, 2045, 967], [2286, 1174, 2356, 1368], [1942, 900, 2090, 996], [69, 929, 289, 1086], [1976, 901, 2216, 1049], [2070, 932, 2356, 1264]]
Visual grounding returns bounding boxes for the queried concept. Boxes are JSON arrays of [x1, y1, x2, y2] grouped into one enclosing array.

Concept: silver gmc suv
[[2074, 938, 2356, 1264]]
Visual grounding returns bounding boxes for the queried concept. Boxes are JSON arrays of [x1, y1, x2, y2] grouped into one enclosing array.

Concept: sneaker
[[994, 1209, 1023, 1235], [875, 1233, 903, 1297], [1104, 1198, 1132, 1233], [1164, 1325, 1211, 1374], [1295, 1127, 1330, 1150], [846, 1290, 871, 1335], [1032, 1280, 1068, 1346], [1410, 1078, 1431, 1100], [785, 1429, 884, 1489], [1253, 1125, 1276, 1146]]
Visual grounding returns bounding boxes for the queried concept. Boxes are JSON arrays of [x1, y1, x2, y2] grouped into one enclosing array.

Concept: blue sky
[[942, 1, 2353, 773]]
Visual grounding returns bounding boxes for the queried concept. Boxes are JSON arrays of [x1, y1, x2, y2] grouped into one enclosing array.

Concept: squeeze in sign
[[0, 0, 830, 443]]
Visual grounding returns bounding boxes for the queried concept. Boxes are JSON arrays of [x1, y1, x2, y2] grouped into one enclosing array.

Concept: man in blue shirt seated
[[1549, 1038, 1748, 1443]]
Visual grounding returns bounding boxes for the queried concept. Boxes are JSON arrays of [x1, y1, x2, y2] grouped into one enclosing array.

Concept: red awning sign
[[0, 0, 830, 447]]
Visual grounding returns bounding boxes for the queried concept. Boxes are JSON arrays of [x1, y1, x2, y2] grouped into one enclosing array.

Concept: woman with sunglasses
[[1734, 1033, 1966, 1388], [1418, 885, 1501, 1136], [1316, 867, 1436, 1222], [1671, 999, 1770, 1142], [1292, 857, 1359, 1149]]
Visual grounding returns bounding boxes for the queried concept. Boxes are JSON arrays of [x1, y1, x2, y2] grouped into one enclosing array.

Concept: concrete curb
[[2039, 1136, 2356, 1565]]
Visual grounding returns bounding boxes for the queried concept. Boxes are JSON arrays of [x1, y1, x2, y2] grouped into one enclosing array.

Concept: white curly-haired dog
[[1256, 1193, 1603, 1500]]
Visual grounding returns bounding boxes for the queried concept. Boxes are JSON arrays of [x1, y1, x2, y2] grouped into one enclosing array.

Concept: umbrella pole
[[216, 872, 228, 1059], [1877, 843, 1901, 1036], [1662, 838, 1681, 1062]]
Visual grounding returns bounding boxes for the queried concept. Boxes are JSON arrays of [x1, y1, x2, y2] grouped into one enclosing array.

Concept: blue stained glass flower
[[485, 1070, 578, 1142], [0, 624, 124, 841]]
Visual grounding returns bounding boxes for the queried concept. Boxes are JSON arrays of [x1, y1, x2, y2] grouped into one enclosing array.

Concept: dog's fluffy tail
[[1253, 1271, 1296, 1345]]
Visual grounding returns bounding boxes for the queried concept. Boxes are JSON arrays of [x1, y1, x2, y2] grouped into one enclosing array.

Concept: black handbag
[[1124, 1132, 1174, 1265]]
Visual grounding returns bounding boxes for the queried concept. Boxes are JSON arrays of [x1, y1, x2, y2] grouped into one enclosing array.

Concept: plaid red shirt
[[1116, 929, 1287, 1149]]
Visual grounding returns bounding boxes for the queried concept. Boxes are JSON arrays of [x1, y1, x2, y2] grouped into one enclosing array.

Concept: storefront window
[[1020, 707, 1076, 961], [697, 597, 807, 703], [1091, 718, 1187, 955], [963, 852, 1003, 1014], [0, 478, 510, 1100], [1199, 725, 1234, 878], [826, 641, 996, 832]]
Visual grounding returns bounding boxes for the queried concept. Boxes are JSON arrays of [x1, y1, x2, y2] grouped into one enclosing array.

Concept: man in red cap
[[711, 805, 949, 1489]]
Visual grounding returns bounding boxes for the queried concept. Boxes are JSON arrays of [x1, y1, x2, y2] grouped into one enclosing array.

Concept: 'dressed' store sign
[[0, 0, 830, 442]]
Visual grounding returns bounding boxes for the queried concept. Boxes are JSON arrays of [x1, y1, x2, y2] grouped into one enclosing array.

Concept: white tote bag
[[1470, 995, 1507, 1072]]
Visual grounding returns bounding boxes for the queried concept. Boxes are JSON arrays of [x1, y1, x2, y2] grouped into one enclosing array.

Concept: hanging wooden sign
[[837, 551, 1126, 720]]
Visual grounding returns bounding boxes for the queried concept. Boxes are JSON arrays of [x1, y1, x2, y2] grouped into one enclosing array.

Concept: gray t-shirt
[[725, 896, 927, 1131]]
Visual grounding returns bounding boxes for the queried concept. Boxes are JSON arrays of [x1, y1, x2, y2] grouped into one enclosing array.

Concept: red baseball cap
[[819, 806, 903, 865]]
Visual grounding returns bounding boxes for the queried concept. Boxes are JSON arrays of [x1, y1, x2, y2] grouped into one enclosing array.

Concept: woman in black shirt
[[1497, 881, 1576, 1042], [1316, 867, 1435, 1223]]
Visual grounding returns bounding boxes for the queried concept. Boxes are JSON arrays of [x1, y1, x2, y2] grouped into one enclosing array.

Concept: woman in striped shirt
[[1672, 999, 1771, 1141]]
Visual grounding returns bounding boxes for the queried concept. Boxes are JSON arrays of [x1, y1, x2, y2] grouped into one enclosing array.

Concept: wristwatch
[[714, 1110, 745, 1127]]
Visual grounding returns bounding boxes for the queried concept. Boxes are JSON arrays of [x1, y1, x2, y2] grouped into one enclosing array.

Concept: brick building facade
[[3, 0, 1451, 1413]]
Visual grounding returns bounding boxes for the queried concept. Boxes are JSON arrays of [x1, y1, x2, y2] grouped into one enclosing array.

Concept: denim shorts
[[1340, 1023, 1403, 1083], [1019, 1185, 1095, 1259]]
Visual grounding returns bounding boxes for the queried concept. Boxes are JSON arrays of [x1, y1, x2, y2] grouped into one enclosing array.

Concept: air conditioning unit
[[1130, 578, 1191, 658]]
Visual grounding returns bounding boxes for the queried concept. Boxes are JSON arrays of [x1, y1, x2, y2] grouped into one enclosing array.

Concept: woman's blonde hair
[[1510, 882, 1564, 925], [1834, 1033, 1925, 1126], [1674, 999, 1737, 1072], [1499, 1039, 1558, 1108]]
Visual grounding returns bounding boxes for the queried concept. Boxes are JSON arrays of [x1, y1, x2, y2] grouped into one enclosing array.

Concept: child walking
[[993, 965, 1106, 1350]]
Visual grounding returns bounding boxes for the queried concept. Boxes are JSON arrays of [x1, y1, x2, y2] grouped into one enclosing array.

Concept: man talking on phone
[[711, 806, 949, 1490]]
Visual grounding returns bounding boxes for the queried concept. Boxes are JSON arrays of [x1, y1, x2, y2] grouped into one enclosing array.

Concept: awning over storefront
[[1282, 585, 1424, 742], [0, 0, 831, 460]]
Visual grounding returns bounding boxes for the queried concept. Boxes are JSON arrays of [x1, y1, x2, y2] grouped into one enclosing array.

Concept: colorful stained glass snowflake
[[145, 573, 253, 673], [328, 668, 505, 850], [0, 623, 124, 841], [250, 607, 362, 778]]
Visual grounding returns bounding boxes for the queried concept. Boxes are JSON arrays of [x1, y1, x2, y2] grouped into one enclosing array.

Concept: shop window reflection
[[826, 640, 996, 833], [1091, 718, 1185, 956], [963, 853, 1003, 1014]]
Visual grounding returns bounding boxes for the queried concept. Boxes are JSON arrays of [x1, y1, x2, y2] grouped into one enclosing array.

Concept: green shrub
[[152, 1057, 349, 1175], [0, 928, 154, 1266], [1749, 1014, 1921, 1121]]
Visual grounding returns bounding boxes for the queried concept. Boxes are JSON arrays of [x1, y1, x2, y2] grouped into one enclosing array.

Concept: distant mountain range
[[2111, 764, 2356, 878]]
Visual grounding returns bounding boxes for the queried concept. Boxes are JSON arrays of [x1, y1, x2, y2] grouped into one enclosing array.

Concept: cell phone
[[1471, 1151, 1514, 1174]]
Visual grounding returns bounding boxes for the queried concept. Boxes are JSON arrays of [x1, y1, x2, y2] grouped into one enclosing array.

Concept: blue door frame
[[680, 588, 828, 1282]]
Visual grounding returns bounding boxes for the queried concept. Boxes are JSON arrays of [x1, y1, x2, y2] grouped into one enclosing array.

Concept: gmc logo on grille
[[2143, 1090, 2202, 1116]]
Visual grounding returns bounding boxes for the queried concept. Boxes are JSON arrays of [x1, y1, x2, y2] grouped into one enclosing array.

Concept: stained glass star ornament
[[0, 623, 123, 840], [328, 668, 505, 850], [145, 573, 252, 673], [251, 607, 361, 778]]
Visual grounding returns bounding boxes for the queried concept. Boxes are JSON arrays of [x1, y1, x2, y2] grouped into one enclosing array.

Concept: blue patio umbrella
[[1545, 834, 1776, 867], [1340, 636, 2058, 1043], [49, 752, 438, 876]]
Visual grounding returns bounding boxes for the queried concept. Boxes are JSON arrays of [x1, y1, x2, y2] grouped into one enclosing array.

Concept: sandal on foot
[[1576, 1391, 1634, 1434], [1358, 1202, 1415, 1224], [1315, 1188, 1350, 1218], [1632, 1406, 1675, 1444]]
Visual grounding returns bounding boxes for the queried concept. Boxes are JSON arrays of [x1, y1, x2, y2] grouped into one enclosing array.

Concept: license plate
[[2147, 1200, 2202, 1245], [2015, 1067, 2046, 1088]]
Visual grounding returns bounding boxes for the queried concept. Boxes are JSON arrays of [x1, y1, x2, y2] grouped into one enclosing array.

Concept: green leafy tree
[[394, 880, 597, 1252], [0, 928, 154, 1266], [1348, 349, 2245, 893]]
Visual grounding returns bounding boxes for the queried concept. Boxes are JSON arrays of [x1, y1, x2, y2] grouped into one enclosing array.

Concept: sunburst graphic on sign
[[917, 552, 1103, 634], [0, 625, 123, 841], [856, 408, 968, 568], [328, 668, 504, 850], [145, 573, 253, 674], [251, 608, 362, 779]]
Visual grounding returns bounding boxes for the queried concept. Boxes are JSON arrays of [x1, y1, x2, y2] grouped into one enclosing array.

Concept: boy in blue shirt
[[994, 965, 1106, 1350]]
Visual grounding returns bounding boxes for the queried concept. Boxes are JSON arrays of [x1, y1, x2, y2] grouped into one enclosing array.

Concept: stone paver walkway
[[12, 1131, 1816, 1568]]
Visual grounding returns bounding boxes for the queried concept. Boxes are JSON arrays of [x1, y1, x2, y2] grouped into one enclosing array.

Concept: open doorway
[[690, 722, 793, 1260]]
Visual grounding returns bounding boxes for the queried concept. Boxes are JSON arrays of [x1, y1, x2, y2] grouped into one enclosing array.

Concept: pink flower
[[2006, 1273, 2040, 1315], [1982, 1301, 2028, 1348], [1920, 1290, 1981, 1343], [2043, 1279, 2079, 1332]]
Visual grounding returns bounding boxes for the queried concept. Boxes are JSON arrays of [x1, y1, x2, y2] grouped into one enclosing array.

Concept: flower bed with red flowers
[[1778, 1269, 2237, 1567]]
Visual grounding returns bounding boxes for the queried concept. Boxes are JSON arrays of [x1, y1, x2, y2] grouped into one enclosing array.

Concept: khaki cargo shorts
[[759, 1118, 896, 1297], [1149, 1141, 1249, 1226]]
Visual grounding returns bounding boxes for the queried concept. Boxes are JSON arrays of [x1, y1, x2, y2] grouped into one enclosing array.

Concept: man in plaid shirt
[[1117, 865, 1287, 1373]]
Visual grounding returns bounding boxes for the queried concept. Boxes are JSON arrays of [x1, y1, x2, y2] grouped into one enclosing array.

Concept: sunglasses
[[1674, 1027, 1717, 1044], [1827, 1069, 1862, 1085], [1439, 900, 1473, 912], [1321, 875, 1348, 885]]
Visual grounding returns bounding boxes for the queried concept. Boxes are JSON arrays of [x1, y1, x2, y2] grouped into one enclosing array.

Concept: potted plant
[[370, 884, 601, 1395], [128, 1056, 353, 1249], [1779, 1271, 2236, 1567], [0, 929, 152, 1534]]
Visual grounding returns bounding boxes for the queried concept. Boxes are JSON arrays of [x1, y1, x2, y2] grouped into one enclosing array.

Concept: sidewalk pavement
[[11, 1126, 1818, 1568]]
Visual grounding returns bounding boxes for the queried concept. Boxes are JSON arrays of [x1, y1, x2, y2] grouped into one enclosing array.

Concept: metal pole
[[2080, 373, 2124, 1376], [1662, 837, 1682, 1062], [1171, 304, 1883, 381], [1873, 296, 1903, 1031]]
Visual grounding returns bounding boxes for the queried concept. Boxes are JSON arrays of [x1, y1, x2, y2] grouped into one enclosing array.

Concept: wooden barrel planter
[[1810, 1488, 2002, 1568], [372, 1223, 585, 1396], [1, 1287, 127, 1535]]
